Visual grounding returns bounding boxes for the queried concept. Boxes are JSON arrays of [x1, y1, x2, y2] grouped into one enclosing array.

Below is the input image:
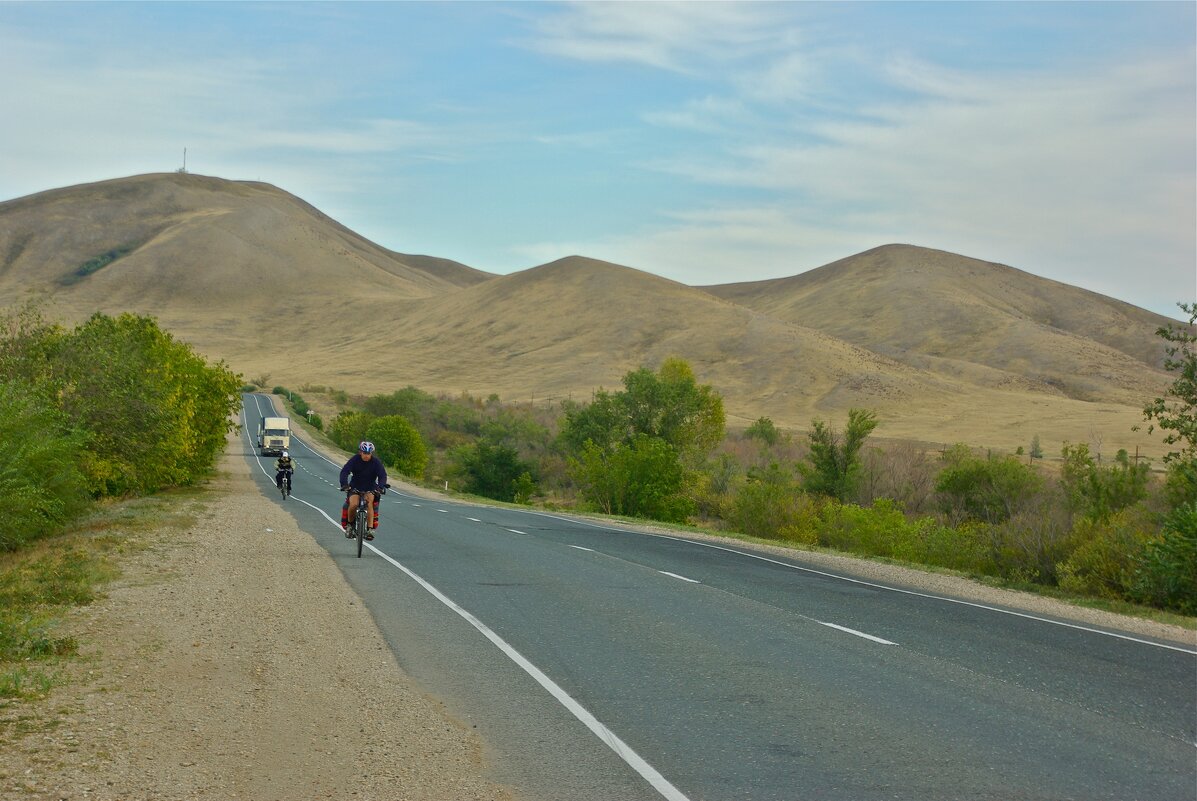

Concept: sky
[[1, 2, 1194, 319]]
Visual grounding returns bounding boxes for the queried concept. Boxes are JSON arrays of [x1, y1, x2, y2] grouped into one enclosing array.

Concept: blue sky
[[2, 1, 1193, 318]]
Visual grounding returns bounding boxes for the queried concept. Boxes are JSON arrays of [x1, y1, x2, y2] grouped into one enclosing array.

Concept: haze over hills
[[0, 172, 1181, 456]]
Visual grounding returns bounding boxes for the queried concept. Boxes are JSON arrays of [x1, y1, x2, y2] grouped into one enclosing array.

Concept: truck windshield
[[265, 429, 287, 437]]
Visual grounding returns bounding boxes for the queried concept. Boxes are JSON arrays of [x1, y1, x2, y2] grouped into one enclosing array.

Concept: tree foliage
[[559, 358, 724, 522], [798, 409, 878, 501], [569, 436, 692, 522], [1137, 302, 1197, 507], [365, 415, 428, 479], [0, 307, 241, 549], [450, 440, 534, 502], [935, 445, 1043, 525], [1060, 443, 1150, 522]]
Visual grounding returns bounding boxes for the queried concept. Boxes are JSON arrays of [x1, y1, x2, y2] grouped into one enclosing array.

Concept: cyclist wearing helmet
[[339, 441, 388, 539], [275, 450, 295, 491]]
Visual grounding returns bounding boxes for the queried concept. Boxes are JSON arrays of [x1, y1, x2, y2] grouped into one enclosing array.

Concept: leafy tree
[[365, 415, 428, 479], [329, 411, 374, 452], [935, 445, 1043, 524], [452, 440, 534, 502], [745, 417, 781, 447], [1060, 442, 1150, 522], [1138, 302, 1197, 506], [559, 389, 628, 454], [1029, 435, 1043, 460], [569, 436, 692, 522], [1132, 501, 1197, 614], [0, 380, 89, 550], [798, 409, 878, 501]]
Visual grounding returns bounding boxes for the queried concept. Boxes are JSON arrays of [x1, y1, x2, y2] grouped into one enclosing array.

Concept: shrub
[[570, 435, 693, 522], [745, 417, 781, 447], [729, 464, 817, 543], [0, 380, 90, 551], [935, 446, 1043, 525], [1132, 502, 1197, 614], [450, 440, 531, 501], [798, 409, 878, 501], [1057, 508, 1157, 600], [365, 415, 428, 479], [329, 411, 374, 452]]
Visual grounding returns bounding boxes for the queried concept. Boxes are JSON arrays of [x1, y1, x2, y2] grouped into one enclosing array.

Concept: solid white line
[[659, 571, 700, 584], [363, 542, 692, 801], [815, 620, 897, 645]]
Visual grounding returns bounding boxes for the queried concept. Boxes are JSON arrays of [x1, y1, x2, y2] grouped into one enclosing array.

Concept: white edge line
[[240, 406, 691, 801], [364, 543, 691, 801], [659, 571, 700, 584]]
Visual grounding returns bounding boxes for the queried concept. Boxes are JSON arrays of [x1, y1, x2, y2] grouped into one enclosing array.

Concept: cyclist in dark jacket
[[275, 451, 294, 491], [339, 441, 388, 538]]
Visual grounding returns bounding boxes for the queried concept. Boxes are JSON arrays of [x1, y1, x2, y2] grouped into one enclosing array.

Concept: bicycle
[[277, 469, 293, 500], [343, 486, 387, 558]]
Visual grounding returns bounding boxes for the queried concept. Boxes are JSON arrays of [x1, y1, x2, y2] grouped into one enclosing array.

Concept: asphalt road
[[241, 394, 1197, 801]]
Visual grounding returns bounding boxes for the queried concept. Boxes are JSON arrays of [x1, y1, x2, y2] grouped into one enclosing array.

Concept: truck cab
[[257, 416, 291, 456]]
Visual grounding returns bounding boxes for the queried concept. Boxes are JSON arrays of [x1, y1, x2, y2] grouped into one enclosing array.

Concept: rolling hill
[[0, 173, 1180, 456]]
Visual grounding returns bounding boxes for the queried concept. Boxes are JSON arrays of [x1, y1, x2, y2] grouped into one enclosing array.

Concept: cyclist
[[339, 441, 388, 540], [275, 450, 295, 493]]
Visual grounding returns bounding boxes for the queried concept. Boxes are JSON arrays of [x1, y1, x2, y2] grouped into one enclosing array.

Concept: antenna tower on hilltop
[[177, 147, 188, 174]]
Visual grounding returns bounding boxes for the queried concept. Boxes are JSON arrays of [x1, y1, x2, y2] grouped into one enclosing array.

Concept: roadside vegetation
[[0, 305, 240, 702], [262, 303, 1196, 620]]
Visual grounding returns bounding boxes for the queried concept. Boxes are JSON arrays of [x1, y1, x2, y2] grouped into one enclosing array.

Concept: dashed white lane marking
[[466, 517, 482, 522], [364, 540, 693, 801], [507, 529, 528, 535], [814, 620, 897, 645], [568, 545, 594, 552], [659, 571, 700, 584], [437, 509, 449, 513]]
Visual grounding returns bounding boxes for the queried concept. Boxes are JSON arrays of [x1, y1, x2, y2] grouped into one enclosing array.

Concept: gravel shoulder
[[0, 437, 518, 801], [2, 427, 1191, 800]]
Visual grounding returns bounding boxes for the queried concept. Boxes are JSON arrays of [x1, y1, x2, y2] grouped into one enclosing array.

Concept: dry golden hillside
[[0, 175, 1179, 458], [704, 244, 1175, 406]]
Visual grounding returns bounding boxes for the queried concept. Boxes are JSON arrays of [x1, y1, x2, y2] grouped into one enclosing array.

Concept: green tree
[[569, 436, 692, 522], [365, 415, 428, 479], [798, 409, 879, 501], [745, 417, 781, 447], [1132, 501, 1197, 614], [0, 380, 90, 551], [1029, 435, 1043, 460], [452, 440, 534, 502], [1060, 442, 1150, 522], [329, 411, 375, 452], [1138, 302, 1197, 506], [935, 445, 1044, 525]]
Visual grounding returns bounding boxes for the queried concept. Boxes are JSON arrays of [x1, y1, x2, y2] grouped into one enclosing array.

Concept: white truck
[[257, 416, 291, 457]]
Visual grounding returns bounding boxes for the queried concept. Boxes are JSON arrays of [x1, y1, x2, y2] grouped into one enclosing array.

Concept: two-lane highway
[[241, 395, 1197, 801]]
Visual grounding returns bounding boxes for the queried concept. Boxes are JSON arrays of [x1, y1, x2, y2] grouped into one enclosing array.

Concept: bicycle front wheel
[[355, 514, 365, 558]]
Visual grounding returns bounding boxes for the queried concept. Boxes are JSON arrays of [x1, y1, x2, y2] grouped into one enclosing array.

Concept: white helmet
[[282, 451, 289, 457]]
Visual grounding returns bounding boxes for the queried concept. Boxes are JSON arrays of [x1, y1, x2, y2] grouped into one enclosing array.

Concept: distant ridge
[[704, 244, 1175, 405], [0, 174, 1176, 455]]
